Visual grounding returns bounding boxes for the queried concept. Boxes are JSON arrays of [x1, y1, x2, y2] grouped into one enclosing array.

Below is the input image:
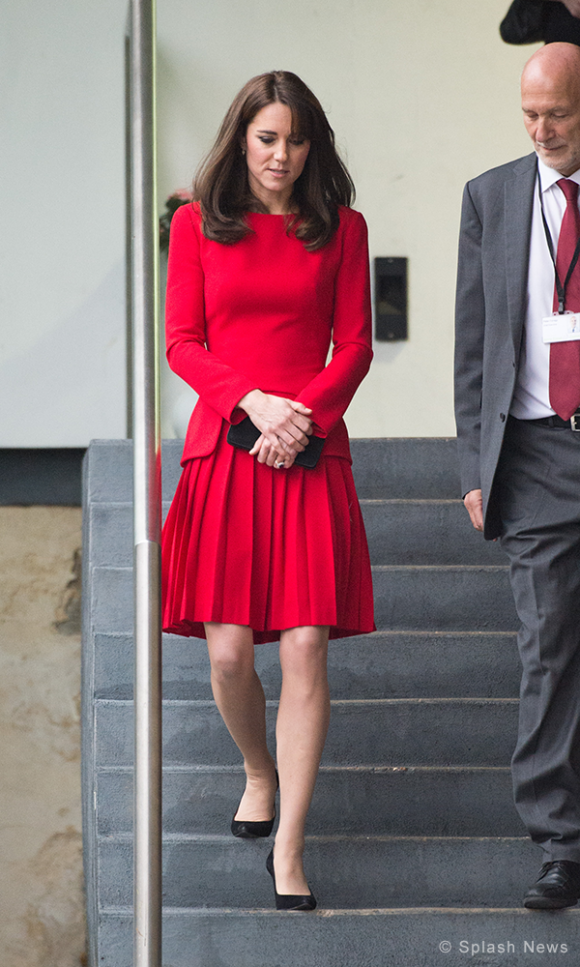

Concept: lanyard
[[538, 171, 580, 314]]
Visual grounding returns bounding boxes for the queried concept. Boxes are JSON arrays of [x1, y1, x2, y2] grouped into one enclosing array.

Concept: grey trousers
[[496, 416, 580, 862]]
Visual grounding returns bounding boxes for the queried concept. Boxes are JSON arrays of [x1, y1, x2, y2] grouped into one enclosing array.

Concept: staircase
[[82, 439, 579, 967]]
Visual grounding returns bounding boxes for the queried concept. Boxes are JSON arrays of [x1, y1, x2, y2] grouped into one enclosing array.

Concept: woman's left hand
[[250, 434, 297, 468]]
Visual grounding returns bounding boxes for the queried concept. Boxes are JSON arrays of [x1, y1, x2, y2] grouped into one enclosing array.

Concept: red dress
[[161, 203, 375, 643]]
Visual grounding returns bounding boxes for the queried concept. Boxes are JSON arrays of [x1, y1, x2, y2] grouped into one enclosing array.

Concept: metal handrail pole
[[128, 0, 162, 965]]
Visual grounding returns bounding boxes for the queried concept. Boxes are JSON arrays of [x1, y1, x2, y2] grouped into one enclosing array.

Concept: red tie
[[549, 178, 580, 420]]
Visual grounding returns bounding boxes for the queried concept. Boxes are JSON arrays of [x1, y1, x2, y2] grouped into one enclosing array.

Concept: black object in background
[[500, 0, 580, 46], [500, 0, 547, 44], [544, 3, 580, 44], [374, 257, 408, 342], [0, 449, 85, 505]]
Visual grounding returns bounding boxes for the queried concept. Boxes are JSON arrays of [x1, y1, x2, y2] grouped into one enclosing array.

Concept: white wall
[[1, 0, 538, 445], [157, 0, 537, 438], [0, 0, 127, 447]]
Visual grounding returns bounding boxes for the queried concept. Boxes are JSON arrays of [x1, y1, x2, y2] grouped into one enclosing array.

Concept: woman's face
[[242, 102, 310, 213]]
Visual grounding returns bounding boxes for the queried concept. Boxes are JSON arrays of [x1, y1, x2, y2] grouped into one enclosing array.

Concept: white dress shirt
[[511, 157, 580, 420]]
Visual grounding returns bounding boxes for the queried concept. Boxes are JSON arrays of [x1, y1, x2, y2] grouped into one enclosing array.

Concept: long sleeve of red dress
[[165, 202, 373, 463]]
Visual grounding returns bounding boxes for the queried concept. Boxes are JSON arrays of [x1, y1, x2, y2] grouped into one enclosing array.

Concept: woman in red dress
[[162, 71, 374, 910]]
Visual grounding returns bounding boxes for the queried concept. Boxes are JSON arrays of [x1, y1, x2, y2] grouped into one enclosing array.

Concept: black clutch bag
[[227, 417, 325, 469], [500, 0, 548, 44]]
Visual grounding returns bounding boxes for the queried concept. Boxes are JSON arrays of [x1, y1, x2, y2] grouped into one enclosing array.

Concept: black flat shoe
[[231, 771, 279, 839], [266, 848, 317, 911], [523, 860, 580, 909]]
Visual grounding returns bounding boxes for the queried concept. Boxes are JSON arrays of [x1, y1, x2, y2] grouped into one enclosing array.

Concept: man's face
[[522, 70, 580, 176]]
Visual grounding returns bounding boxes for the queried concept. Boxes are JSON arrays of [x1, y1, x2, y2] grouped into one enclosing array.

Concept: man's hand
[[464, 489, 484, 532]]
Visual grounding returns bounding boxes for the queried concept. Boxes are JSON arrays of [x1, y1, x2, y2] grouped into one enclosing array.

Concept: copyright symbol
[[439, 941, 452, 953]]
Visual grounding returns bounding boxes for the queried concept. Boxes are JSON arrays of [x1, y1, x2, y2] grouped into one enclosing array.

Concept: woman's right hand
[[237, 390, 313, 459], [249, 433, 298, 468]]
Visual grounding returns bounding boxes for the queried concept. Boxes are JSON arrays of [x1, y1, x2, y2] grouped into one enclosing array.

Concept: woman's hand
[[237, 390, 313, 458], [249, 433, 298, 468]]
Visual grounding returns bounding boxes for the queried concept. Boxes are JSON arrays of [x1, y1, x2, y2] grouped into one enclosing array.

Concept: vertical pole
[[128, 1, 162, 966], [125, 31, 134, 439]]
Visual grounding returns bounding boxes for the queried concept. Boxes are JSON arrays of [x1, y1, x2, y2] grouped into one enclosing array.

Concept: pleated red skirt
[[162, 425, 375, 643]]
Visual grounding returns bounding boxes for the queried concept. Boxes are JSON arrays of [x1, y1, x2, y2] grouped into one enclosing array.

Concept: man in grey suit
[[455, 42, 580, 908]]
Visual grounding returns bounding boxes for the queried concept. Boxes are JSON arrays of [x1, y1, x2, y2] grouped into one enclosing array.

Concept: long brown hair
[[193, 71, 355, 250]]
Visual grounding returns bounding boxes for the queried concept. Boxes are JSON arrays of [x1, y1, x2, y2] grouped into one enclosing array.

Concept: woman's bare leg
[[205, 622, 277, 821], [273, 625, 330, 894]]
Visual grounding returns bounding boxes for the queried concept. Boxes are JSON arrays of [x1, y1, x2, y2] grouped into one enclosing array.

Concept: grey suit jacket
[[454, 151, 537, 540]]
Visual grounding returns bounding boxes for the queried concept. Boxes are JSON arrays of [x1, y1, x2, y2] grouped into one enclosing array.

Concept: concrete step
[[92, 565, 517, 636], [363, 499, 504, 565], [372, 566, 516, 631], [97, 765, 524, 838], [95, 698, 518, 768], [96, 907, 580, 967], [97, 835, 542, 909], [94, 631, 520, 701], [88, 498, 503, 568], [82, 439, 530, 967], [83, 438, 462, 505], [351, 438, 461, 499]]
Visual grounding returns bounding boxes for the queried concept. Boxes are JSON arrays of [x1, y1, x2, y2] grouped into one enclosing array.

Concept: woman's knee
[[279, 626, 329, 677], [206, 624, 254, 681]]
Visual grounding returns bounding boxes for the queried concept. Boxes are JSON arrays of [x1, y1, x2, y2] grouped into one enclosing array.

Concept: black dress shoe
[[231, 814, 275, 839], [523, 861, 580, 909], [266, 848, 317, 911], [231, 771, 279, 839]]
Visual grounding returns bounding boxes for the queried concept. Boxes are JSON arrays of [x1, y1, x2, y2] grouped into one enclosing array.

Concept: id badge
[[542, 311, 580, 344]]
